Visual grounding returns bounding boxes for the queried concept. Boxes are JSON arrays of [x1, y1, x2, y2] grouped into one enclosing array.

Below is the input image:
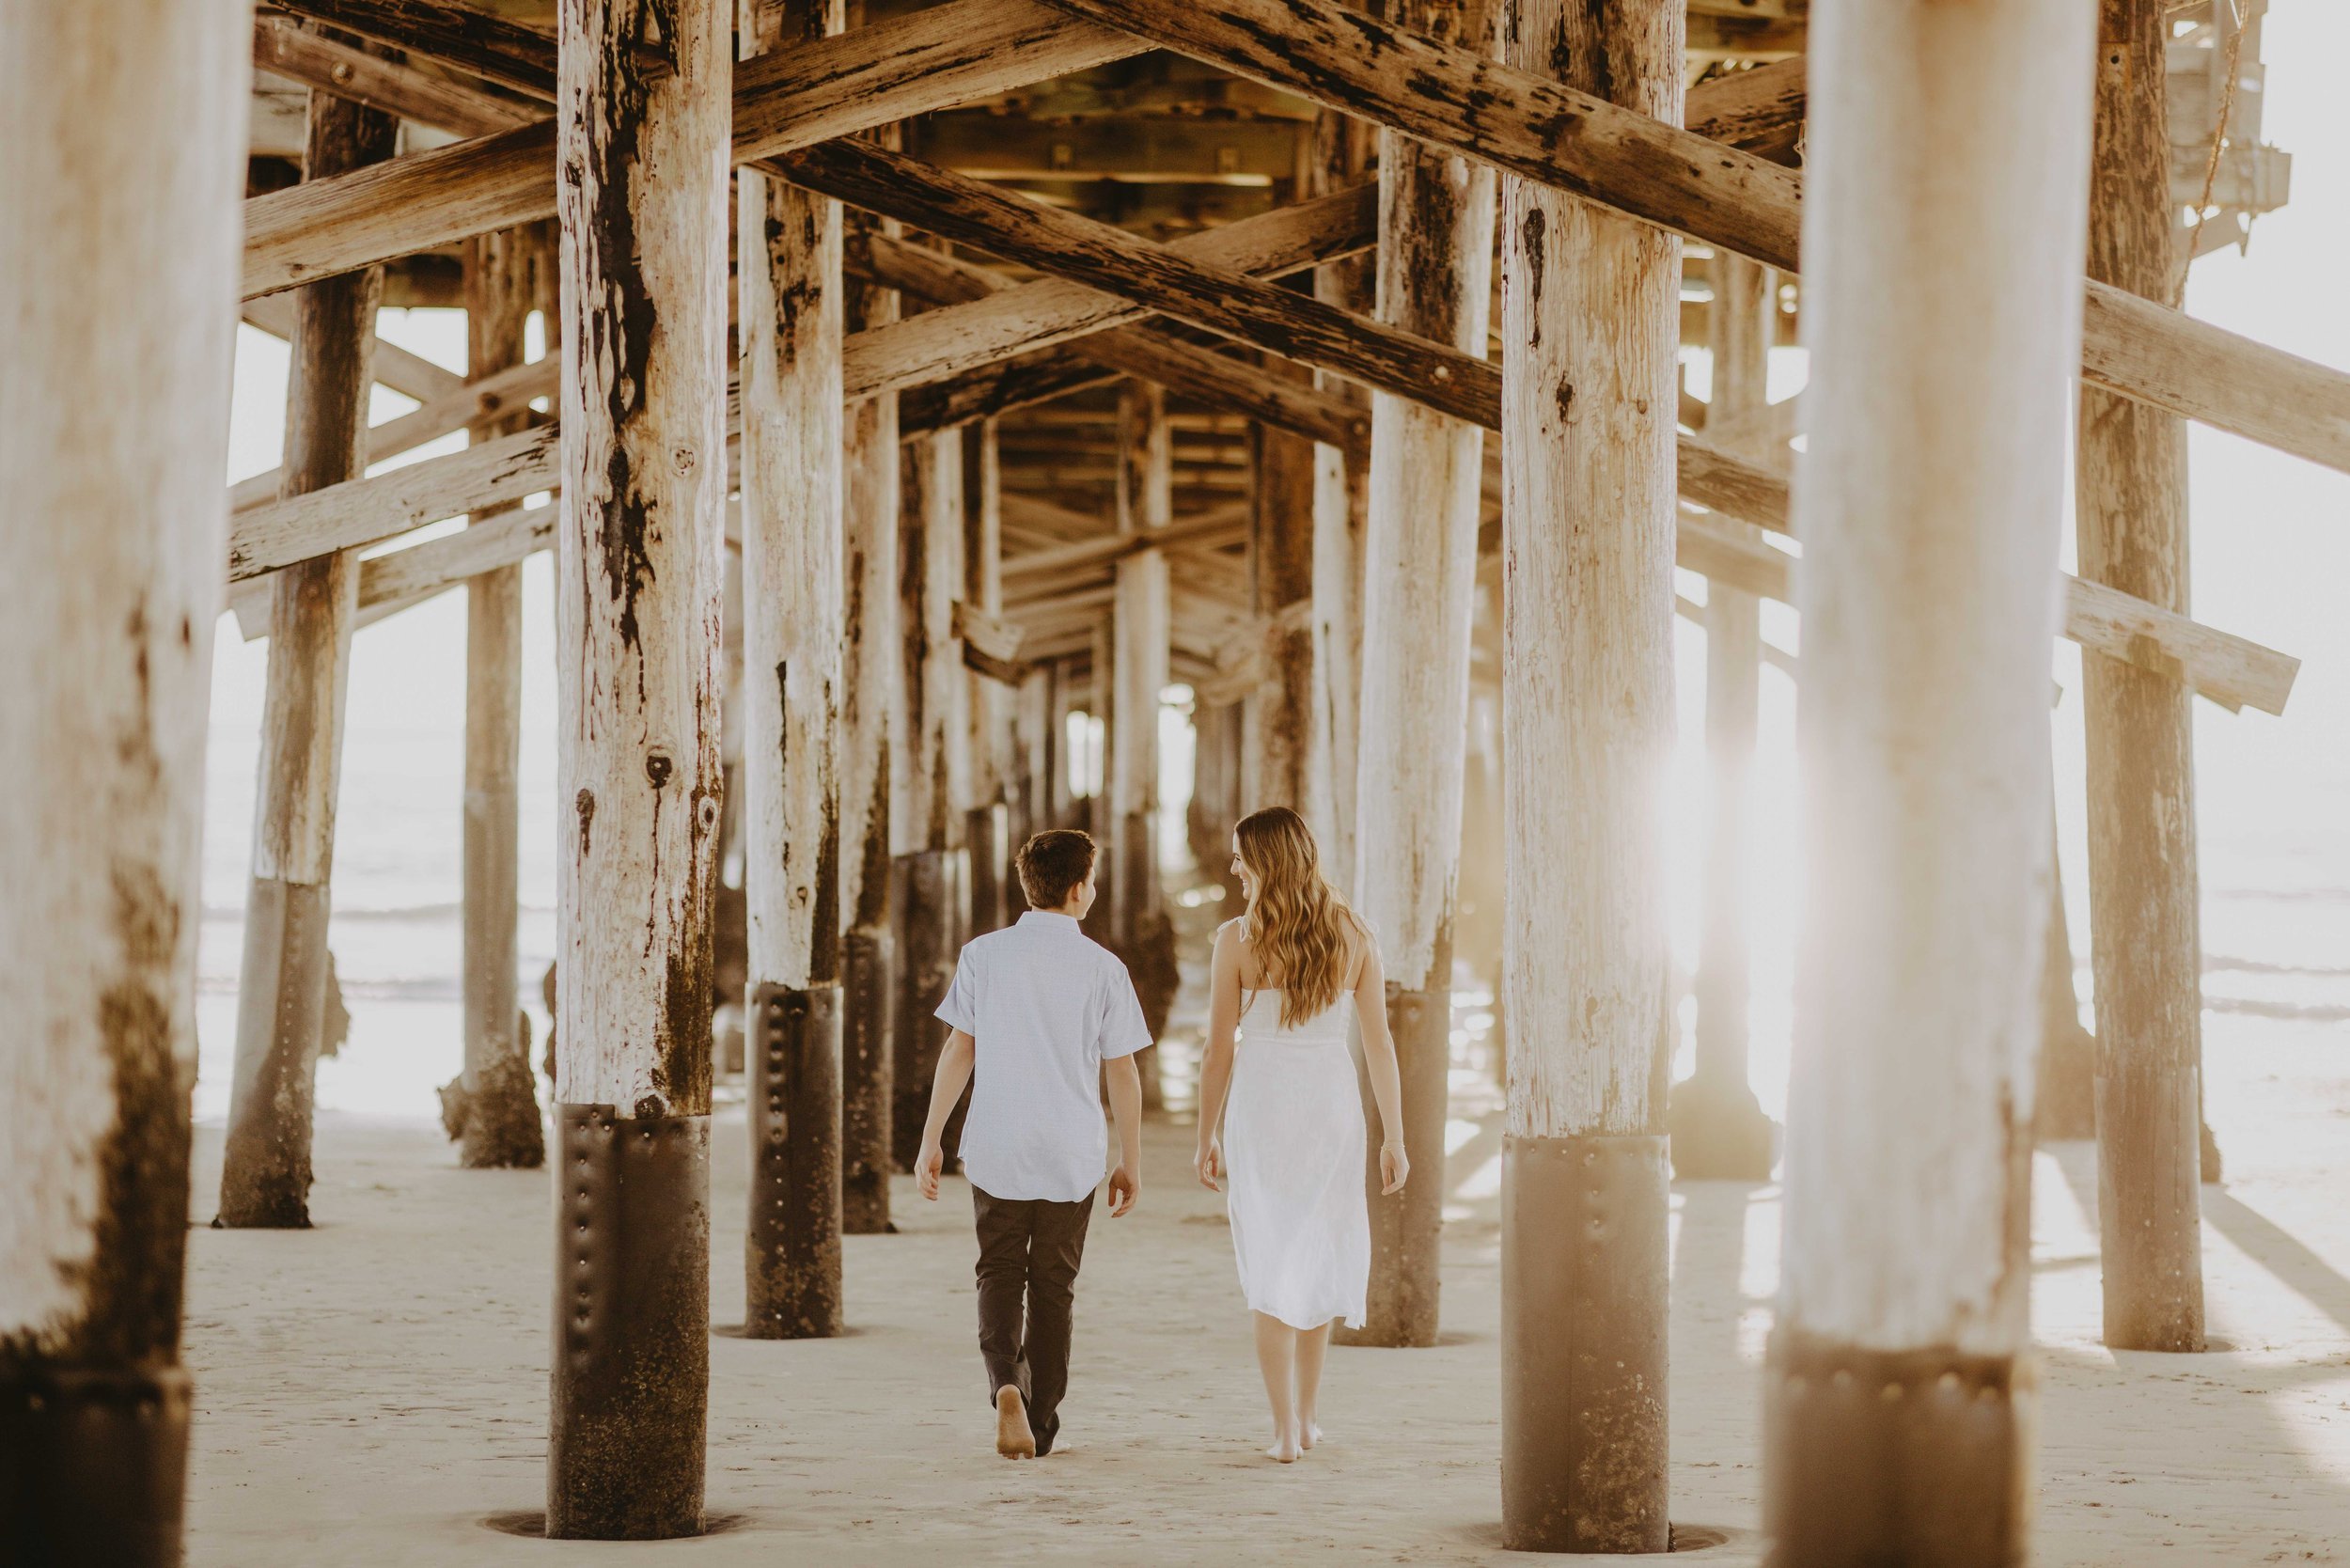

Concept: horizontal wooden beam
[[240, 293, 460, 402], [776, 142, 1483, 420], [852, 230, 1367, 450], [820, 173, 1378, 399], [1046, 0, 2350, 475], [253, 15, 535, 136], [231, 353, 556, 512], [228, 424, 556, 581], [264, 0, 568, 100], [243, 0, 1142, 298]]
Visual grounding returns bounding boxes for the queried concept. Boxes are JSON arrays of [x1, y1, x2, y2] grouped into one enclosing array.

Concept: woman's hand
[[1195, 1137, 1224, 1193], [1379, 1141, 1409, 1196]]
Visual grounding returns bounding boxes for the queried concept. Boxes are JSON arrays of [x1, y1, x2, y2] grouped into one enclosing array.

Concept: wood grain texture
[[1775, 0, 2097, 1358], [268, 0, 566, 100], [740, 0, 848, 992], [552, 0, 730, 1116], [1110, 384, 1170, 943], [243, 0, 1143, 299], [457, 224, 543, 1168], [253, 15, 537, 136], [1499, 0, 1680, 1142], [822, 175, 1380, 400], [228, 424, 559, 580], [1047, 0, 2350, 475], [895, 426, 968, 855], [1352, 17, 1494, 991], [1, 0, 244, 1368], [1309, 101, 1373, 896], [2079, 0, 2207, 1353]]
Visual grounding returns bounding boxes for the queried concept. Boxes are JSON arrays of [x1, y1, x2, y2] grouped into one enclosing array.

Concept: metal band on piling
[[1500, 1132, 1671, 1553], [0, 1366, 192, 1567], [745, 983, 844, 1339], [841, 924, 897, 1235], [548, 1105, 710, 1540], [1762, 1328, 2033, 1567]]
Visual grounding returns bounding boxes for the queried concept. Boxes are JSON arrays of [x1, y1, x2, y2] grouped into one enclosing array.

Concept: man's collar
[[1017, 910, 1081, 931]]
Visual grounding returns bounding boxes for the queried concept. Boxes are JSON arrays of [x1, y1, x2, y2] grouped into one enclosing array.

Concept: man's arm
[[1104, 1052, 1141, 1217], [915, 1028, 976, 1201]]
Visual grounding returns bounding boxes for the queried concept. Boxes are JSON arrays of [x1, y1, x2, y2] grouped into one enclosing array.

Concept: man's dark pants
[[972, 1184, 1095, 1455]]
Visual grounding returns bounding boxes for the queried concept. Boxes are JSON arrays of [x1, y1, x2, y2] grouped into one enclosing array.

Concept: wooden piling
[[219, 58, 400, 1230], [1497, 0, 1680, 1547], [547, 0, 729, 1538], [1671, 249, 1775, 1181], [455, 225, 546, 1170], [738, 0, 847, 1340], [838, 111, 903, 1236], [1111, 385, 1176, 1080], [964, 420, 1012, 936], [1308, 102, 1373, 891], [1246, 368, 1317, 817], [1762, 2, 2098, 1560], [890, 420, 969, 1168], [1, 5, 245, 1558], [1340, 0, 1496, 1352], [2082, 0, 2208, 1355]]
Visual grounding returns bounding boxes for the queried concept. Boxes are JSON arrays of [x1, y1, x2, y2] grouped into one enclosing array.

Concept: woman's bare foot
[[1298, 1419, 1323, 1451], [995, 1386, 1037, 1460], [1266, 1423, 1301, 1464]]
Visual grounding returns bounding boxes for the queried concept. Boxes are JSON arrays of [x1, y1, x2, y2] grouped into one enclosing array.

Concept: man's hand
[[1194, 1139, 1222, 1193], [1379, 1141, 1409, 1196], [916, 1138, 946, 1201], [1106, 1163, 1138, 1217]]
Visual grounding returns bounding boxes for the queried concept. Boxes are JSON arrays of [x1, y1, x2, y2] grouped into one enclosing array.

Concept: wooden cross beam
[[243, 0, 1142, 298], [253, 15, 536, 136], [263, 0, 569, 101], [852, 230, 1368, 451], [1042, 0, 2350, 475]]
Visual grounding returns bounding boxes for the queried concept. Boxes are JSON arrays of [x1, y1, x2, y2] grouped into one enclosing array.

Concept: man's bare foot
[[1298, 1420, 1323, 1451], [995, 1387, 1037, 1460], [1266, 1424, 1301, 1464]]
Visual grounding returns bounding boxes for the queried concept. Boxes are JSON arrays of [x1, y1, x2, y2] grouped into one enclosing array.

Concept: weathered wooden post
[[219, 59, 400, 1229], [1764, 2, 2097, 1560], [2, 5, 245, 1557], [1670, 249, 1776, 1181], [964, 419, 1011, 935], [1247, 371, 1317, 816], [1310, 105, 1374, 890], [1112, 383, 1171, 948], [1497, 0, 1678, 1547], [891, 422, 968, 1166], [549, 0, 729, 1537], [2083, 0, 2207, 1354], [456, 225, 546, 1169], [738, 0, 846, 1339], [1341, 0, 1496, 1352], [838, 150, 902, 1236]]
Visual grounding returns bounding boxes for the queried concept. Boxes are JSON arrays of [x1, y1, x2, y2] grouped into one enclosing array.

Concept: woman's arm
[[1194, 921, 1245, 1191], [1352, 935, 1411, 1195]]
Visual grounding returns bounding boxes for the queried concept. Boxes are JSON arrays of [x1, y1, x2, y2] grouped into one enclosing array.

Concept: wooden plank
[[243, 0, 1143, 298], [230, 353, 556, 513], [779, 144, 1471, 418], [852, 230, 1367, 450], [242, 291, 460, 400], [227, 423, 557, 580], [1045, 0, 2350, 476], [823, 175, 1380, 399], [253, 15, 536, 135], [267, 0, 567, 100]]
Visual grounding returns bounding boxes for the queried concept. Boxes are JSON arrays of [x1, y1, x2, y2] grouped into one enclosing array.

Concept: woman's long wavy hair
[[1235, 806, 1361, 1029]]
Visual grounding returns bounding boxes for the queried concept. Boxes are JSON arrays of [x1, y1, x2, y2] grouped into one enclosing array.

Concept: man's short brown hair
[[1016, 828, 1096, 911]]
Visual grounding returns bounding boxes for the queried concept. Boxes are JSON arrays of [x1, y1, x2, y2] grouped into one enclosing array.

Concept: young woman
[[1194, 806, 1408, 1463]]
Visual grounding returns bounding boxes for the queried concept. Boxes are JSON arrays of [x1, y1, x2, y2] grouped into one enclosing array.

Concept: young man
[[916, 827, 1150, 1461]]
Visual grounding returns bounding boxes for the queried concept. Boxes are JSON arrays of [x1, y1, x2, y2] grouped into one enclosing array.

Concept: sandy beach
[[178, 1015, 2350, 1566]]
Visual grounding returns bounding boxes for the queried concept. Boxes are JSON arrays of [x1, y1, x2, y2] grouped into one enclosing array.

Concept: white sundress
[[1223, 987, 1370, 1331]]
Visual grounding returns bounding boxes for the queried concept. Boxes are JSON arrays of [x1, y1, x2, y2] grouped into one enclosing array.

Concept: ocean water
[[198, 4, 2350, 1131]]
